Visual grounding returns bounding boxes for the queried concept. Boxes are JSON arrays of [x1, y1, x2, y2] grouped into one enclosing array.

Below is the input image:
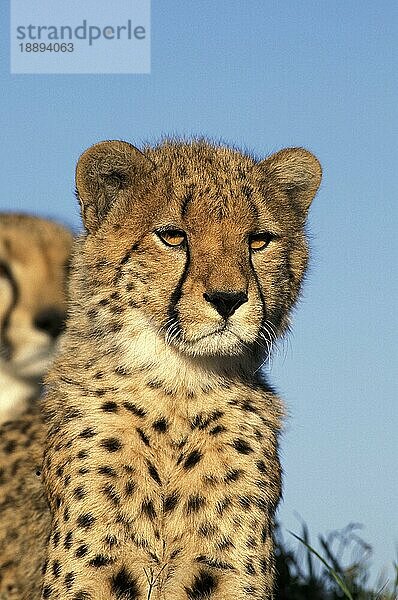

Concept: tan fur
[[0, 139, 321, 599], [0, 214, 72, 424]]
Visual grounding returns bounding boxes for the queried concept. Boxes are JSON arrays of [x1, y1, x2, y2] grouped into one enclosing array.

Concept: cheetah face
[[0, 216, 72, 378], [76, 140, 321, 358], [120, 206, 280, 358]]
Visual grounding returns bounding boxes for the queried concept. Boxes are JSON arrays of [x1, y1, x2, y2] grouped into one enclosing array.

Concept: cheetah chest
[[66, 390, 278, 572]]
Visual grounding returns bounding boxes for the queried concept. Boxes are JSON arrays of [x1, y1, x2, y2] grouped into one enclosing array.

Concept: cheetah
[[0, 139, 321, 599], [0, 214, 72, 424]]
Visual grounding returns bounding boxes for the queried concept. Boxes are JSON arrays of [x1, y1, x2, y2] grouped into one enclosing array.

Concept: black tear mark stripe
[[248, 249, 268, 334], [166, 242, 191, 341]]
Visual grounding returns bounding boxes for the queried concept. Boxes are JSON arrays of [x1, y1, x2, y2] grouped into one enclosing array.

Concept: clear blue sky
[[1, 0, 397, 585]]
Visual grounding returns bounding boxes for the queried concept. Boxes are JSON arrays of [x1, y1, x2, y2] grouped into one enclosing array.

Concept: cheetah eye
[[249, 232, 274, 251], [156, 229, 186, 248]]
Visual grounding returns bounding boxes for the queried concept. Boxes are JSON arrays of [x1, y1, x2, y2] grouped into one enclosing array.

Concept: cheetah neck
[[114, 321, 262, 396], [60, 309, 266, 400]]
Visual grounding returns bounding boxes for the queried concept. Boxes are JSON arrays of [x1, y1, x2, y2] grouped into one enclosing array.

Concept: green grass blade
[[289, 530, 355, 600]]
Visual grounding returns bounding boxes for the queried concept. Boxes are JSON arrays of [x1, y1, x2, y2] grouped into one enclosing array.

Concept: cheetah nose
[[203, 291, 248, 319], [34, 308, 66, 339]]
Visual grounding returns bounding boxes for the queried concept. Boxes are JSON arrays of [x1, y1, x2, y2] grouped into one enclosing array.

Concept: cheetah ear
[[258, 148, 322, 214], [75, 140, 155, 233]]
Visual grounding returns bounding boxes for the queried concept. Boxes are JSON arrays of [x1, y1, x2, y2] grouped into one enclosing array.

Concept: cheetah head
[[0, 214, 72, 378], [75, 139, 321, 359]]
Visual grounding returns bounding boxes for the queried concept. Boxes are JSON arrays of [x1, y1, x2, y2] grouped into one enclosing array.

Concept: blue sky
[[1, 0, 397, 585]]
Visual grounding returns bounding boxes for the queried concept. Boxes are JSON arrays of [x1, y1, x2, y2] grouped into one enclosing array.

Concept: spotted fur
[[0, 139, 321, 599]]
